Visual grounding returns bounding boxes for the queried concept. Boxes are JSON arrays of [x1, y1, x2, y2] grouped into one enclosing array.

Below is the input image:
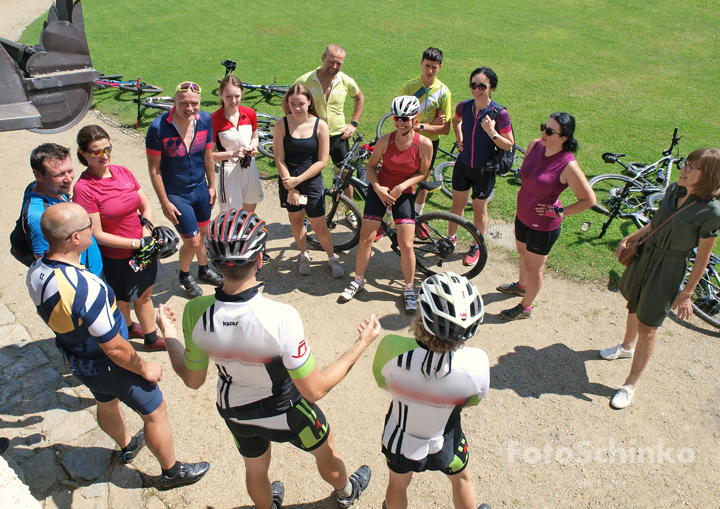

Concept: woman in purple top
[[450, 67, 514, 267], [497, 113, 596, 320]]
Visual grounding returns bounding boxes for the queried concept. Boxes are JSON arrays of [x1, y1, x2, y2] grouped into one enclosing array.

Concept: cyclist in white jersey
[[372, 272, 491, 509], [158, 208, 380, 509]]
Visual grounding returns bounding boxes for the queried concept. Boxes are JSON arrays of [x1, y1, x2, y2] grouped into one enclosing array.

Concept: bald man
[[146, 81, 223, 297], [295, 45, 365, 210], [26, 203, 209, 490]]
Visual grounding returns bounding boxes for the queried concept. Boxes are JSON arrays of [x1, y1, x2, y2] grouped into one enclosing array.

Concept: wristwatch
[[131, 239, 137, 248], [491, 134, 499, 140], [350, 120, 358, 128], [557, 207, 565, 218]]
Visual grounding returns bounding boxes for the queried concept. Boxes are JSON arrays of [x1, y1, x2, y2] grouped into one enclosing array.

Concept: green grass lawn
[[21, 0, 720, 284]]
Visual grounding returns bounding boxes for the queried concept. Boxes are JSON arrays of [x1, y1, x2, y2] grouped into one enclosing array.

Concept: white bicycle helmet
[[418, 272, 484, 342], [390, 96, 421, 117]]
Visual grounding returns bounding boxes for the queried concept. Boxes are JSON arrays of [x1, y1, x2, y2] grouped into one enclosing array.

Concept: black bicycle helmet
[[152, 226, 180, 259], [418, 272, 484, 342], [206, 208, 267, 265]]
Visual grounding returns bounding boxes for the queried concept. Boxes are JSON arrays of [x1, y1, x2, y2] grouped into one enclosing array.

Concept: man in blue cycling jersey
[[146, 81, 223, 297]]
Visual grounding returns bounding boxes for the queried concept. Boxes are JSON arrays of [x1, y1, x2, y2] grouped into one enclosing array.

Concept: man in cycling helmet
[[372, 272, 490, 509], [401, 47, 452, 216], [159, 208, 381, 508]]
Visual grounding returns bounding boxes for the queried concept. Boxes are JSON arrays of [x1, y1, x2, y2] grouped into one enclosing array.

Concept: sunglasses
[[469, 82, 489, 91], [86, 145, 112, 158], [679, 160, 698, 172], [540, 123, 563, 136], [393, 115, 413, 123], [176, 81, 202, 93], [65, 218, 93, 241]]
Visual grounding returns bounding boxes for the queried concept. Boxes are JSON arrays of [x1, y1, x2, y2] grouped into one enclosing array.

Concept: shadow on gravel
[[491, 344, 616, 401], [665, 313, 720, 337], [230, 495, 336, 508]]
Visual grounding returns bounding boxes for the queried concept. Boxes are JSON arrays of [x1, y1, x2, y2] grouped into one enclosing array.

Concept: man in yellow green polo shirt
[[401, 47, 452, 215], [295, 45, 365, 212]]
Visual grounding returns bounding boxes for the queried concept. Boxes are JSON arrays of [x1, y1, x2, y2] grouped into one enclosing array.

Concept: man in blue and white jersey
[[26, 202, 209, 490]]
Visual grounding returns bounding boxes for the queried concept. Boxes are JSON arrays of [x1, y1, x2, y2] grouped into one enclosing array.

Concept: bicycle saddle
[[418, 181, 442, 192], [602, 153, 625, 163]]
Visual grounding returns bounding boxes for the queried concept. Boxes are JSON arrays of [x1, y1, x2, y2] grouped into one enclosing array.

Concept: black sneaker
[[180, 275, 203, 297], [272, 480, 285, 508], [158, 461, 210, 491], [121, 432, 145, 464], [0, 437, 9, 455], [199, 268, 224, 286], [263, 251, 272, 263], [337, 465, 371, 507]]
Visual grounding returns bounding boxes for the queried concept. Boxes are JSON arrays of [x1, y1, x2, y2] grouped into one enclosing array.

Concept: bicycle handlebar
[[662, 127, 681, 157]]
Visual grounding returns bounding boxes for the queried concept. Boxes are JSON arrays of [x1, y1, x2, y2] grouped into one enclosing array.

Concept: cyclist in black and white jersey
[[159, 208, 380, 508], [372, 272, 491, 509]]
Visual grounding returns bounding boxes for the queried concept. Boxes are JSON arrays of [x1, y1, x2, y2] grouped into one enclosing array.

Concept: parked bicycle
[[305, 134, 488, 279], [219, 59, 290, 100], [684, 248, 720, 329], [582, 128, 684, 237], [94, 75, 163, 94]]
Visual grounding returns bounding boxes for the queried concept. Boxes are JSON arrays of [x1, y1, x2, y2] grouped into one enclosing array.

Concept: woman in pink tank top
[[339, 96, 433, 312], [497, 113, 596, 321]]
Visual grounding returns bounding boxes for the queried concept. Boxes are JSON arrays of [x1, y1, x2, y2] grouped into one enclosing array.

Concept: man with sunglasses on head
[[401, 47, 452, 217], [146, 81, 223, 298], [16, 143, 103, 276], [27, 202, 210, 491], [295, 44, 365, 222]]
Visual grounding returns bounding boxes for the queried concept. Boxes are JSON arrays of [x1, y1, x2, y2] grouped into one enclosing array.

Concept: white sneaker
[[346, 211, 359, 230], [404, 289, 417, 314], [328, 257, 344, 278], [600, 343, 634, 360], [611, 385, 635, 409], [340, 280, 364, 303]]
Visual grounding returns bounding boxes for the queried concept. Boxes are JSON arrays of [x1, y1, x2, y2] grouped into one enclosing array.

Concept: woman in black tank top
[[273, 84, 344, 278]]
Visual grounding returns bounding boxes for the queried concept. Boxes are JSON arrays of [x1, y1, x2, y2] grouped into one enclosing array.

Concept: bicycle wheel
[[432, 161, 455, 200], [685, 265, 720, 329], [645, 191, 665, 218], [376, 112, 394, 141], [589, 174, 653, 216], [141, 97, 174, 111], [118, 83, 163, 94], [256, 113, 278, 134], [306, 191, 362, 252], [414, 211, 486, 279], [257, 138, 274, 159]]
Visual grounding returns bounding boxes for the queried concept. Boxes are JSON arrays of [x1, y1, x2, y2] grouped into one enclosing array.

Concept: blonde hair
[[410, 316, 463, 354], [687, 148, 720, 201]]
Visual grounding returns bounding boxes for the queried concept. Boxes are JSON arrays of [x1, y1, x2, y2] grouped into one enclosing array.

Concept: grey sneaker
[[497, 282, 526, 296], [328, 257, 344, 278], [610, 385, 635, 409], [340, 280, 364, 303], [272, 480, 284, 508], [158, 461, 210, 490], [600, 343, 635, 360], [337, 465, 371, 507], [298, 254, 311, 275], [500, 303, 532, 320]]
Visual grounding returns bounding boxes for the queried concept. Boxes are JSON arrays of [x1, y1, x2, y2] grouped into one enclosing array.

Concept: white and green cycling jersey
[[182, 285, 315, 427]]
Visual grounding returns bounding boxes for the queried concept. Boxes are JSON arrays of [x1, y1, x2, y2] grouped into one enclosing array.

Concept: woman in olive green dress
[[600, 148, 720, 409]]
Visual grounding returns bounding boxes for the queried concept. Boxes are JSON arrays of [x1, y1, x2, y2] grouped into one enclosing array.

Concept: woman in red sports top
[[339, 96, 433, 312]]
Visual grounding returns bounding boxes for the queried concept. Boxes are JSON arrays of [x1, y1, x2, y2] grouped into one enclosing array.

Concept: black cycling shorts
[[329, 135, 350, 166], [278, 166, 326, 218], [224, 398, 330, 458], [384, 419, 470, 476], [514, 216, 561, 256], [363, 186, 416, 225], [451, 159, 495, 201]]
